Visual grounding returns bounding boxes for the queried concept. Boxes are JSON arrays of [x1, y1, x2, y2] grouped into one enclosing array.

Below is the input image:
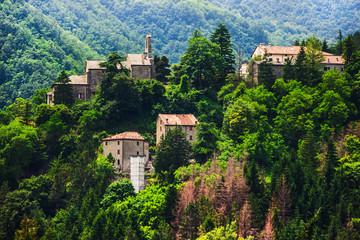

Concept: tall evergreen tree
[[322, 39, 329, 52], [181, 30, 225, 90], [210, 23, 236, 77], [283, 58, 296, 81], [305, 35, 325, 86], [154, 55, 171, 83], [295, 46, 307, 83], [54, 70, 74, 106], [258, 61, 275, 90], [336, 30, 343, 55]]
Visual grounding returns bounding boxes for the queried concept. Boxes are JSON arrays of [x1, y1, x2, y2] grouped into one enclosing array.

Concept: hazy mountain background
[[1, 0, 359, 107]]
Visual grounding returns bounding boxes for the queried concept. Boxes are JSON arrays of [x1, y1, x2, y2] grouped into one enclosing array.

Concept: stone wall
[[87, 69, 105, 96], [131, 65, 153, 80], [103, 139, 149, 173]]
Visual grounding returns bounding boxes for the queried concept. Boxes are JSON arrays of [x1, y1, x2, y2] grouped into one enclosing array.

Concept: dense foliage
[[1, 19, 360, 240], [0, 0, 100, 109]]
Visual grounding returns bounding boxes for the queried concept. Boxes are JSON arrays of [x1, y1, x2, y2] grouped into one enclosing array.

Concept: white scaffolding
[[130, 155, 146, 193]]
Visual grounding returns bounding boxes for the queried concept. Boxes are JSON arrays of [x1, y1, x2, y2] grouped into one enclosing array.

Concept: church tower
[[145, 34, 152, 58]]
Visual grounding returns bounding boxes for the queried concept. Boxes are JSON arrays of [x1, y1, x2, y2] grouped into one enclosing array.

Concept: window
[[117, 141, 120, 145], [276, 58, 280, 63], [117, 150, 120, 154], [324, 66, 331, 71], [285, 54, 288, 56], [117, 160, 120, 165], [105, 142, 108, 146], [190, 126, 193, 131], [189, 135, 193, 140], [137, 142, 139, 146], [269, 58, 273, 62], [137, 151, 139, 155], [77, 93, 81, 99]]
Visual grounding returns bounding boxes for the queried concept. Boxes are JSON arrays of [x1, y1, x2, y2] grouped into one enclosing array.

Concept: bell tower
[[145, 34, 152, 58]]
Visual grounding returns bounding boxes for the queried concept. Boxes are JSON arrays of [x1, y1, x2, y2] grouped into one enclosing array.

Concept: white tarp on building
[[130, 155, 146, 193]]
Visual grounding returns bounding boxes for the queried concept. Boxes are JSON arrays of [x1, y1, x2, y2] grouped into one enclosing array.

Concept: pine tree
[[295, 46, 307, 83], [322, 39, 329, 52], [210, 23, 236, 77], [282, 58, 296, 81], [336, 30, 343, 55]]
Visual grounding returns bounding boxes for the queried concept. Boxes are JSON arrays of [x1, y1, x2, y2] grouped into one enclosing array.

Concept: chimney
[[145, 34, 152, 58]]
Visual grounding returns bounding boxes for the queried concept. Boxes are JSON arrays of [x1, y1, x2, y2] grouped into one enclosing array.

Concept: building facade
[[47, 34, 156, 105], [156, 114, 199, 145], [102, 132, 149, 173], [250, 43, 344, 84]]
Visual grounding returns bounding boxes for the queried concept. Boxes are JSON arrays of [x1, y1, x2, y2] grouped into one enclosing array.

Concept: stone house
[[156, 114, 199, 145], [102, 132, 149, 173], [250, 43, 344, 84], [47, 34, 156, 105]]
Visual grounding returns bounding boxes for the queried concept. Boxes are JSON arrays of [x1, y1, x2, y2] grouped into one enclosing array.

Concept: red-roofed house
[[250, 43, 344, 84], [156, 114, 199, 145], [47, 34, 155, 105], [102, 132, 149, 172]]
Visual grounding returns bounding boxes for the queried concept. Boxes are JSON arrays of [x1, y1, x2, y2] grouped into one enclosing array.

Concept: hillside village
[[46, 33, 347, 192], [1, 18, 360, 239]]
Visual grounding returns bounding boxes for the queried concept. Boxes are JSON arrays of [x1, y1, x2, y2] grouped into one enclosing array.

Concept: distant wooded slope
[[209, 0, 360, 45], [0, 0, 100, 108], [26, 0, 269, 63]]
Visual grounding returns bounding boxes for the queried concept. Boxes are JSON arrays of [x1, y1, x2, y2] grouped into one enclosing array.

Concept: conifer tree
[[154, 55, 171, 83], [295, 46, 307, 83], [210, 23, 236, 77], [336, 30, 343, 55], [155, 126, 191, 183], [282, 58, 295, 81], [54, 70, 74, 106]]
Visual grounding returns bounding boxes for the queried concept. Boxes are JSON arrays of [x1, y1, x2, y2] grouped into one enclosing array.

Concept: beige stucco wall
[[103, 139, 149, 173], [156, 117, 197, 145]]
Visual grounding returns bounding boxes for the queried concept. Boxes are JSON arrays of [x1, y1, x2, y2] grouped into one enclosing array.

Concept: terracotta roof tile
[[322, 55, 344, 64], [254, 45, 335, 57], [158, 114, 198, 126], [102, 132, 145, 141]]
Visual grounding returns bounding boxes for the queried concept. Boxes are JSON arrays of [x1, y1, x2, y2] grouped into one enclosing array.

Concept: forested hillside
[[209, 0, 360, 45], [26, 0, 360, 64], [26, 0, 268, 63], [0, 0, 100, 108], [1, 26, 360, 239]]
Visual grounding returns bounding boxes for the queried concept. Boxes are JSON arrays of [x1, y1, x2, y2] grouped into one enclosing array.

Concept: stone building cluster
[[250, 43, 344, 84], [47, 34, 155, 105]]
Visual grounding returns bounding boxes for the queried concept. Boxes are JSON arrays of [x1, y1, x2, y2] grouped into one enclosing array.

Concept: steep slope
[[26, 0, 268, 63], [0, 0, 101, 108], [209, 0, 360, 45]]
